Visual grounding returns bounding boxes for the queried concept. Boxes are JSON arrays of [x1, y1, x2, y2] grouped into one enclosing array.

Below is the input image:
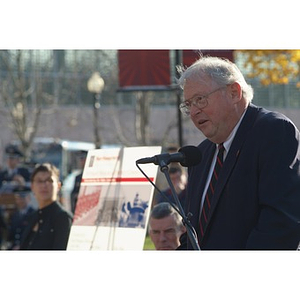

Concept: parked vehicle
[[16, 137, 96, 181]]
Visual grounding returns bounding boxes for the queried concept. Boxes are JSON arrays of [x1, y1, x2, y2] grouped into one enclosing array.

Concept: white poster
[[67, 146, 161, 250]]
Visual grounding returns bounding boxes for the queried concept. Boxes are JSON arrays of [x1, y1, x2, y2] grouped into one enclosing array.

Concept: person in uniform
[[0, 145, 31, 189], [7, 186, 36, 250]]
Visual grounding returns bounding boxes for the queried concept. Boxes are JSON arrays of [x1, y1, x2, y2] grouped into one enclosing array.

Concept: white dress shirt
[[200, 110, 246, 211]]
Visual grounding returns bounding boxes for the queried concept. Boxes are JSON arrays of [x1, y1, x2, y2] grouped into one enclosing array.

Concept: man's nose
[[190, 104, 202, 117], [158, 232, 167, 241]]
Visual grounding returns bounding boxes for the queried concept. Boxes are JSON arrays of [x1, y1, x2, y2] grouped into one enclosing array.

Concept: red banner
[[118, 50, 171, 88]]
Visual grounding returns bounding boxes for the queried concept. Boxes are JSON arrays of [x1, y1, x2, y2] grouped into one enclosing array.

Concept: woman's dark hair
[[30, 163, 60, 182]]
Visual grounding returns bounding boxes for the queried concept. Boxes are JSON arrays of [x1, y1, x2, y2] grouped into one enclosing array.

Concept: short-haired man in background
[[149, 202, 186, 250]]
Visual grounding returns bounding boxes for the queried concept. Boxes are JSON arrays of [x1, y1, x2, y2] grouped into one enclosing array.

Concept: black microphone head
[[178, 145, 202, 167]]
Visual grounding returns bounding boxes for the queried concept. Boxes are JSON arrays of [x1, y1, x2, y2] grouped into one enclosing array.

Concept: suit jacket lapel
[[187, 141, 215, 226], [204, 104, 260, 231]]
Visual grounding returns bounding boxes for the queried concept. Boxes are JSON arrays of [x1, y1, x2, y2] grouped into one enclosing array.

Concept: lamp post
[[87, 72, 105, 148], [175, 50, 183, 147]]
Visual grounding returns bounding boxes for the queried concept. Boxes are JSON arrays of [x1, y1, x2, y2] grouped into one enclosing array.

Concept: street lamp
[[87, 72, 105, 148]]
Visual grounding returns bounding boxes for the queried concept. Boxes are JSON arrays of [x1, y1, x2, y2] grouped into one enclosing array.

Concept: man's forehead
[[150, 215, 176, 228], [183, 78, 214, 99]]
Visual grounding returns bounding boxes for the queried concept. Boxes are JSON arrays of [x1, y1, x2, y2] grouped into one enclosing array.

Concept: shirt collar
[[219, 109, 247, 156]]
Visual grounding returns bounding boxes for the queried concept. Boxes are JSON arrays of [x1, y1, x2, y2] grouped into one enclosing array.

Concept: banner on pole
[[67, 146, 161, 250], [118, 50, 171, 88]]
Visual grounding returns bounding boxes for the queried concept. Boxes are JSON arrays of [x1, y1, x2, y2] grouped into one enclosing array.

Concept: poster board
[[67, 146, 161, 250]]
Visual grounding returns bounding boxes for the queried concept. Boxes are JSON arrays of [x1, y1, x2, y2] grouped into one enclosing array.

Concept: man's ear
[[229, 82, 243, 103]]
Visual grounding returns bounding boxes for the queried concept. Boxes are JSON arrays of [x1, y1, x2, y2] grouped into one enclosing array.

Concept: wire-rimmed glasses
[[179, 86, 226, 116]]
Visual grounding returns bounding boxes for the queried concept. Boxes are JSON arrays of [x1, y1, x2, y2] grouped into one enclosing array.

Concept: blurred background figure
[[0, 207, 6, 249], [0, 145, 31, 191], [152, 145, 187, 209], [7, 186, 36, 250], [154, 165, 186, 208], [70, 150, 87, 214], [148, 202, 186, 250], [0, 145, 31, 249]]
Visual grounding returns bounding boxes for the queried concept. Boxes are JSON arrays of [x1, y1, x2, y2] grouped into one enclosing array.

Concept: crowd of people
[[1, 55, 300, 251], [0, 139, 188, 251]]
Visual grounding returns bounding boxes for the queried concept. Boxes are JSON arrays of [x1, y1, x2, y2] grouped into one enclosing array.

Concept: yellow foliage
[[238, 50, 300, 86], [261, 78, 271, 86]]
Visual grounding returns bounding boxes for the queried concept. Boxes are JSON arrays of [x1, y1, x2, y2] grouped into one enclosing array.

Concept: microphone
[[136, 145, 202, 167]]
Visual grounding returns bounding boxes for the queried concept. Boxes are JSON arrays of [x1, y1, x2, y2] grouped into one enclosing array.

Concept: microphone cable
[[136, 162, 199, 241]]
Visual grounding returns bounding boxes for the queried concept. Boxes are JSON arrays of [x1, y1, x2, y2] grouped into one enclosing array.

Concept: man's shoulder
[[251, 104, 292, 123]]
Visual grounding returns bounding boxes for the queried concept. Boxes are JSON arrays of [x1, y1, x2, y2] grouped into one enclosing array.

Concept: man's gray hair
[[149, 202, 184, 228], [177, 56, 254, 103]]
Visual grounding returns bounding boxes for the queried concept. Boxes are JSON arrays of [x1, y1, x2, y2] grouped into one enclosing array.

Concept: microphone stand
[[159, 162, 200, 250]]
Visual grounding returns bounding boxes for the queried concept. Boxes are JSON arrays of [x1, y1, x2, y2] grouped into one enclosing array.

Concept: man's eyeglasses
[[179, 86, 226, 116]]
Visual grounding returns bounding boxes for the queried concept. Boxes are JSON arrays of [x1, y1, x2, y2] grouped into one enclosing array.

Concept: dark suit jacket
[[70, 172, 83, 214], [179, 104, 300, 250], [8, 206, 36, 249], [20, 201, 73, 250]]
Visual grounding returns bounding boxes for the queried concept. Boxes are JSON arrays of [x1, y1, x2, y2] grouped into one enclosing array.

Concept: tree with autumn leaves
[[237, 50, 300, 87]]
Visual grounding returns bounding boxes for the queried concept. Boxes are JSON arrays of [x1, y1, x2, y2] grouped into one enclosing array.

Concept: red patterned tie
[[199, 143, 224, 240]]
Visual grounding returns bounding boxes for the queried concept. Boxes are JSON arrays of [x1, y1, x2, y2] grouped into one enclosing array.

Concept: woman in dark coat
[[20, 163, 73, 250]]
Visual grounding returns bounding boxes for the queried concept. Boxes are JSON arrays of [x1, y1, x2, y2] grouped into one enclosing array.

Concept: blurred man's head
[[149, 202, 186, 250], [13, 186, 31, 210], [5, 145, 23, 169]]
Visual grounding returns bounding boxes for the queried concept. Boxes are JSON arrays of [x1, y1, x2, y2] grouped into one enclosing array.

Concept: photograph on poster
[[73, 184, 152, 229]]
